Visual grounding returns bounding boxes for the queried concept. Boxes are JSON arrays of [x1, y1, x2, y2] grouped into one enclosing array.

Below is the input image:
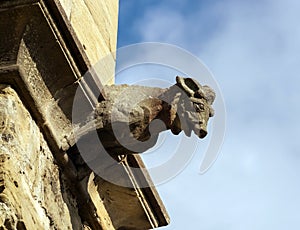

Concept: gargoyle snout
[[199, 129, 207, 138], [194, 123, 208, 138]]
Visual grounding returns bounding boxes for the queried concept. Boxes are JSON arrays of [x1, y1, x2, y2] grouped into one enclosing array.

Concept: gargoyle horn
[[176, 76, 206, 99], [176, 76, 197, 97]]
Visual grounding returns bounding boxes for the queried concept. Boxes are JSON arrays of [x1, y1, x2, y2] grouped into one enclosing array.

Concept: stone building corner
[[0, 0, 169, 229]]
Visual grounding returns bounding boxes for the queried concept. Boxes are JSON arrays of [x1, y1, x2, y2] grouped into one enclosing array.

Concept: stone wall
[[0, 1, 169, 229], [0, 85, 81, 229]]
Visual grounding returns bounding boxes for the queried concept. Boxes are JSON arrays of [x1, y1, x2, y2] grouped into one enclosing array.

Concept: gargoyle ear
[[209, 108, 215, 117], [202, 85, 216, 105], [176, 76, 201, 97]]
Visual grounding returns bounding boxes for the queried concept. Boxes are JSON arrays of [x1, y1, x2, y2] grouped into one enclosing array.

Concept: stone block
[[58, 0, 119, 85]]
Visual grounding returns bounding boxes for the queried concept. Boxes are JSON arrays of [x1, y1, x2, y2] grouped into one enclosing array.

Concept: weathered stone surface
[[0, 85, 81, 230], [0, 1, 170, 229]]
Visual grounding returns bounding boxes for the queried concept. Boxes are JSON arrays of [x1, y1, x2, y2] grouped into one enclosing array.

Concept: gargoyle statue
[[73, 76, 215, 155]]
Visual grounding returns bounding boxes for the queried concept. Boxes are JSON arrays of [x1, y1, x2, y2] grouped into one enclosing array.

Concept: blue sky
[[116, 0, 300, 229]]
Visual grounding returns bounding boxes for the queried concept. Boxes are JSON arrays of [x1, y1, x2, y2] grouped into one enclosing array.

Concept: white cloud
[[134, 7, 185, 42], [122, 0, 300, 229]]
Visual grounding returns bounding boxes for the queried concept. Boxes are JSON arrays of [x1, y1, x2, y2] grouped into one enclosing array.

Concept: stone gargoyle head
[[163, 76, 215, 139]]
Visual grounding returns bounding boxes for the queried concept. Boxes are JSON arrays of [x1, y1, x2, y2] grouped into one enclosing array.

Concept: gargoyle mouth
[[193, 124, 208, 138]]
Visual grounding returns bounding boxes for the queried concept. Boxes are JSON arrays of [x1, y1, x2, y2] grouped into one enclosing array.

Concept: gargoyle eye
[[199, 103, 205, 110], [194, 103, 205, 112]]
